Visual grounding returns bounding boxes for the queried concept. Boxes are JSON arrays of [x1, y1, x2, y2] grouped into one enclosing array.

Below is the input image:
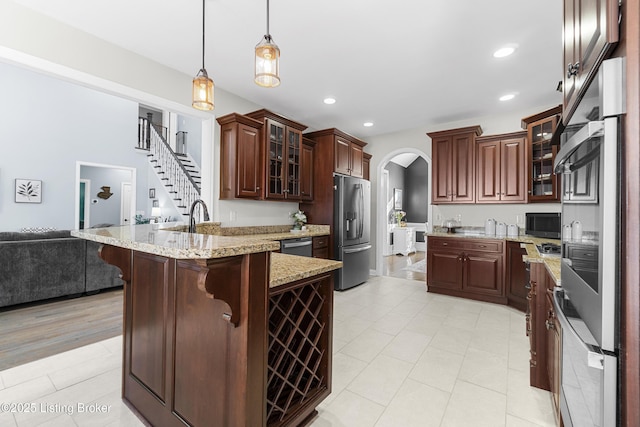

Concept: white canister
[[485, 218, 496, 236], [563, 225, 572, 241], [507, 224, 518, 238], [571, 220, 583, 241], [496, 222, 506, 236]]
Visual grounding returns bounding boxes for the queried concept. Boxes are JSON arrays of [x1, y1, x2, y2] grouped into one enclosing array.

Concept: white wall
[[0, 61, 149, 231], [0, 0, 301, 228]]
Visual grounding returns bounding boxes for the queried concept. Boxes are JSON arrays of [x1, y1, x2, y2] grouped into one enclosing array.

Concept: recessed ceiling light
[[499, 94, 516, 101], [363, 122, 374, 127], [323, 97, 336, 104], [493, 46, 516, 58]]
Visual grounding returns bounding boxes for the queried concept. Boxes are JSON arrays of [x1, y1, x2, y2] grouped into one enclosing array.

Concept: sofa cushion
[[0, 237, 85, 307]]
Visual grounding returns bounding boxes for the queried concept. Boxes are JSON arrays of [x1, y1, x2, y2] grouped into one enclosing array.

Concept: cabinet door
[[427, 250, 462, 290], [528, 117, 560, 202], [432, 137, 453, 203], [286, 128, 302, 200], [363, 153, 371, 181], [500, 137, 527, 202], [334, 137, 351, 176], [563, 0, 578, 119], [506, 241, 528, 311], [349, 142, 364, 178], [451, 133, 475, 202], [235, 123, 263, 199], [463, 251, 503, 297], [476, 140, 501, 202], [300, 141, 314, 201], [266, 119, 286, 199]]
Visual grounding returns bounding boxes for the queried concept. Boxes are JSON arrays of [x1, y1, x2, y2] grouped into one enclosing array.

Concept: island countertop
[[71, 223, 281, 259]]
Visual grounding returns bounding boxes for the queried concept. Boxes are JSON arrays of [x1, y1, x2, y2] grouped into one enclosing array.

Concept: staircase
[[146, 123, 201, 217]]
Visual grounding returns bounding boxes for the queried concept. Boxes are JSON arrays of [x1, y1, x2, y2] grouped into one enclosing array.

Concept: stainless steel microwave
[[525, 212, 561, 238]]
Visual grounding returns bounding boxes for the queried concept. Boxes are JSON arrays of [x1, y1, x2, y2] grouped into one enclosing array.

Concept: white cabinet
[[393, 227, 416, 256]]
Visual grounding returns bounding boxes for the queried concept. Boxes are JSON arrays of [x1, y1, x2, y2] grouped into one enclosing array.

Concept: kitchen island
[[72, 223, 341, 427]]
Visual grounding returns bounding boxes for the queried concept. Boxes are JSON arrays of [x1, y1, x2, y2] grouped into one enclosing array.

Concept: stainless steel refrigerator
[[334, 175, 371, 291]]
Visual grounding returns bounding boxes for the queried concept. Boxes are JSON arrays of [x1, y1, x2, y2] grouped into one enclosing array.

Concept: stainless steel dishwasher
[[280, 237, 313, 257]]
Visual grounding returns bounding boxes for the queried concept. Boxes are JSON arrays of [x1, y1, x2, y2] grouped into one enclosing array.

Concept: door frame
[[79, 178, 91, 229], [75, 161, 137, 229], [120, 181, 132, 225], [375, 148, 432, 277]]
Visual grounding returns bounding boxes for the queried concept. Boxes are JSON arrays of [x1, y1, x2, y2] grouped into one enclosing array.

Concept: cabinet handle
[[256, 186, 261, 190], [567, 62, 580, 78], [442, 242, 448, 246], [545, 320, 555, 330], [477, 245, 486, 248]]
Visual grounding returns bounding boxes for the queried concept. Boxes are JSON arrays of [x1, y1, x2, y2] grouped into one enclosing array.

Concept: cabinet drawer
[[428, 237, 465, 251], [313, 236, 328, 249], [428, 237, 502, 253], [565, 243, 598, 263], [465, 240, 502, 253]]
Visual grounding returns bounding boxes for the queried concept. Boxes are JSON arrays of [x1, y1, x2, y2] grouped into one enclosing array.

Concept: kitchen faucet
[[188, 199, 210, 233]]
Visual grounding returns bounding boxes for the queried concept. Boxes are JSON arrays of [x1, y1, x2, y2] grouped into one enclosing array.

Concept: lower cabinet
[[312, 236, 329, 259], [528, 260, 562, 426], [427, 237, 505, 304], [506, 241, 529, 311]]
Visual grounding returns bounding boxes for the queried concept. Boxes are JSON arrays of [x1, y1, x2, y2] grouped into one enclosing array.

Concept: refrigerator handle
[[357, 184, 364, 238]]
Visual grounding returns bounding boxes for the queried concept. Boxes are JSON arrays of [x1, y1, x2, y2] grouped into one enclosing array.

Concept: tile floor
[[0, 276, 556, 427]]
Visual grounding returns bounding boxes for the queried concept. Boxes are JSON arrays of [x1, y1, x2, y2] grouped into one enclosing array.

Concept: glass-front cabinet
[[247, 109, 307, 201], [522, 105, 562, 203]]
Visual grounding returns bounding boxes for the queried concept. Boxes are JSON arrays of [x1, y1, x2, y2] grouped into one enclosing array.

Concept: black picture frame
[[149, 188, 155, 199]]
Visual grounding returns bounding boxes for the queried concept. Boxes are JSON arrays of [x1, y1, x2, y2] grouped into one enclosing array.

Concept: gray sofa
[[0, 230, 122, 308]]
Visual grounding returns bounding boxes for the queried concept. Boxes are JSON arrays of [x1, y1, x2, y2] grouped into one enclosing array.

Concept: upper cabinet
[[217, 113, 264, 200], [304, 128, 368, 179], [476, 131, 528, 203], [562, 0, 619, 122], [428, 125, 482, 204], [522, 106, 562, 203], [245, 109, 308, 201], [300, 137, 315, 202], [363, 152, 372, 181]]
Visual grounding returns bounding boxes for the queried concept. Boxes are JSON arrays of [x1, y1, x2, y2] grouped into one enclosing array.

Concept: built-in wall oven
[[553, 57, 624, 427]]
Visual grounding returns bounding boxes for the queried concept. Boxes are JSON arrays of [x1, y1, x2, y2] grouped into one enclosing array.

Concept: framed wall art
[[149, 188, 156, 199], [15, 179, 42, 203]]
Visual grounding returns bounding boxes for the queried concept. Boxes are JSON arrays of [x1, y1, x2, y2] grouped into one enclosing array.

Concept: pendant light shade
[[254, 0, 280, 88], [193, 0, 214, 110]]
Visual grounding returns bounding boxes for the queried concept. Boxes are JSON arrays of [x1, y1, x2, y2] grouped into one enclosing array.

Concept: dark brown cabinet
[[546, 288, 562, 424], [527, 262, 550, 391], [217, 113, 264, 199], [562, 0, 619, 122], [427, 236, 505, 304], [522, 106, 562, 203], [300, 138, 315, 202], [312, 236, 329, 259], [363, 152, 372, 181], [246, 109, 308, 201], [301, 129, 368, 259], [506, 241, 528, 311], [428, 125, 482, 204], [476, 132, 528, 203]]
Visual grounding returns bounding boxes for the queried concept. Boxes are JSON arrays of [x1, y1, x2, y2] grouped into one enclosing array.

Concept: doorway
[[376, 148, 432, 281], [75, 162, 136, 229]]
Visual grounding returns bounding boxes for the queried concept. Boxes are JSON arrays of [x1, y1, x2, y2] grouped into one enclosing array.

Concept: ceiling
[[11, 0, 563, 139]]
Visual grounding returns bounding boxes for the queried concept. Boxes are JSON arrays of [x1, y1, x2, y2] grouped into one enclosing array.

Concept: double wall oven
[[553, 57, 624, 427]]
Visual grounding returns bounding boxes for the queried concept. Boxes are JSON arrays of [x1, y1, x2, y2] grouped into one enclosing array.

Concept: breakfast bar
[[72, 224, 342, 427]]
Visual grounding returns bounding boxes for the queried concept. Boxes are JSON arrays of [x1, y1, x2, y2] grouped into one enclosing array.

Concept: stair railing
[[149, 124, 200, 214]]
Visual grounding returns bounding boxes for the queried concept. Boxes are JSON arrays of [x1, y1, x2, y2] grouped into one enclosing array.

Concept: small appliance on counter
[[525, 212, 561, 238], [442, 218, 461, 233], [485, 218, 496, 236]]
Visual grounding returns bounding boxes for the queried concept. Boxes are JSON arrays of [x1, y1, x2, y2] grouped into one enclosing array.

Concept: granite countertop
[[71, 223, 281, 259], [172, 222, 330, 241], [427, 231, 561, 285], [270, 253, 342, 288]]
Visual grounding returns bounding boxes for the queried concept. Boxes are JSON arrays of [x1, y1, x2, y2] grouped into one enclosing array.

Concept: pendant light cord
[[202, 0, 206, 70], [266, 0, 270, 37]]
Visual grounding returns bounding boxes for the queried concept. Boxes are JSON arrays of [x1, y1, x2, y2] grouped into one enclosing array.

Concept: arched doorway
[[375, 148, 432, 279]]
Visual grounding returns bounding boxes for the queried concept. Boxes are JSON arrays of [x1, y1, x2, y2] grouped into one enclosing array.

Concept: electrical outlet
[[229, 211, 237, 222]]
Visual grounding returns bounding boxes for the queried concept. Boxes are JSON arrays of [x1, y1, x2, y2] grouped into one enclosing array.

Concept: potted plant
[[291, 210, 307, 230]]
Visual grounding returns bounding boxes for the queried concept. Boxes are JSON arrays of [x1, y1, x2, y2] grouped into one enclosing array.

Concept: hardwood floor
[[382, 251, 426, 282], [0, 288, 123, 370], [0, 253, 423, 371]]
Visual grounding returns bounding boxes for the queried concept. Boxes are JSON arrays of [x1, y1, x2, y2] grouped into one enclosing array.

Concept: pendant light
[[192, 0, 214, 110], [254, 0, 280, 88]]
